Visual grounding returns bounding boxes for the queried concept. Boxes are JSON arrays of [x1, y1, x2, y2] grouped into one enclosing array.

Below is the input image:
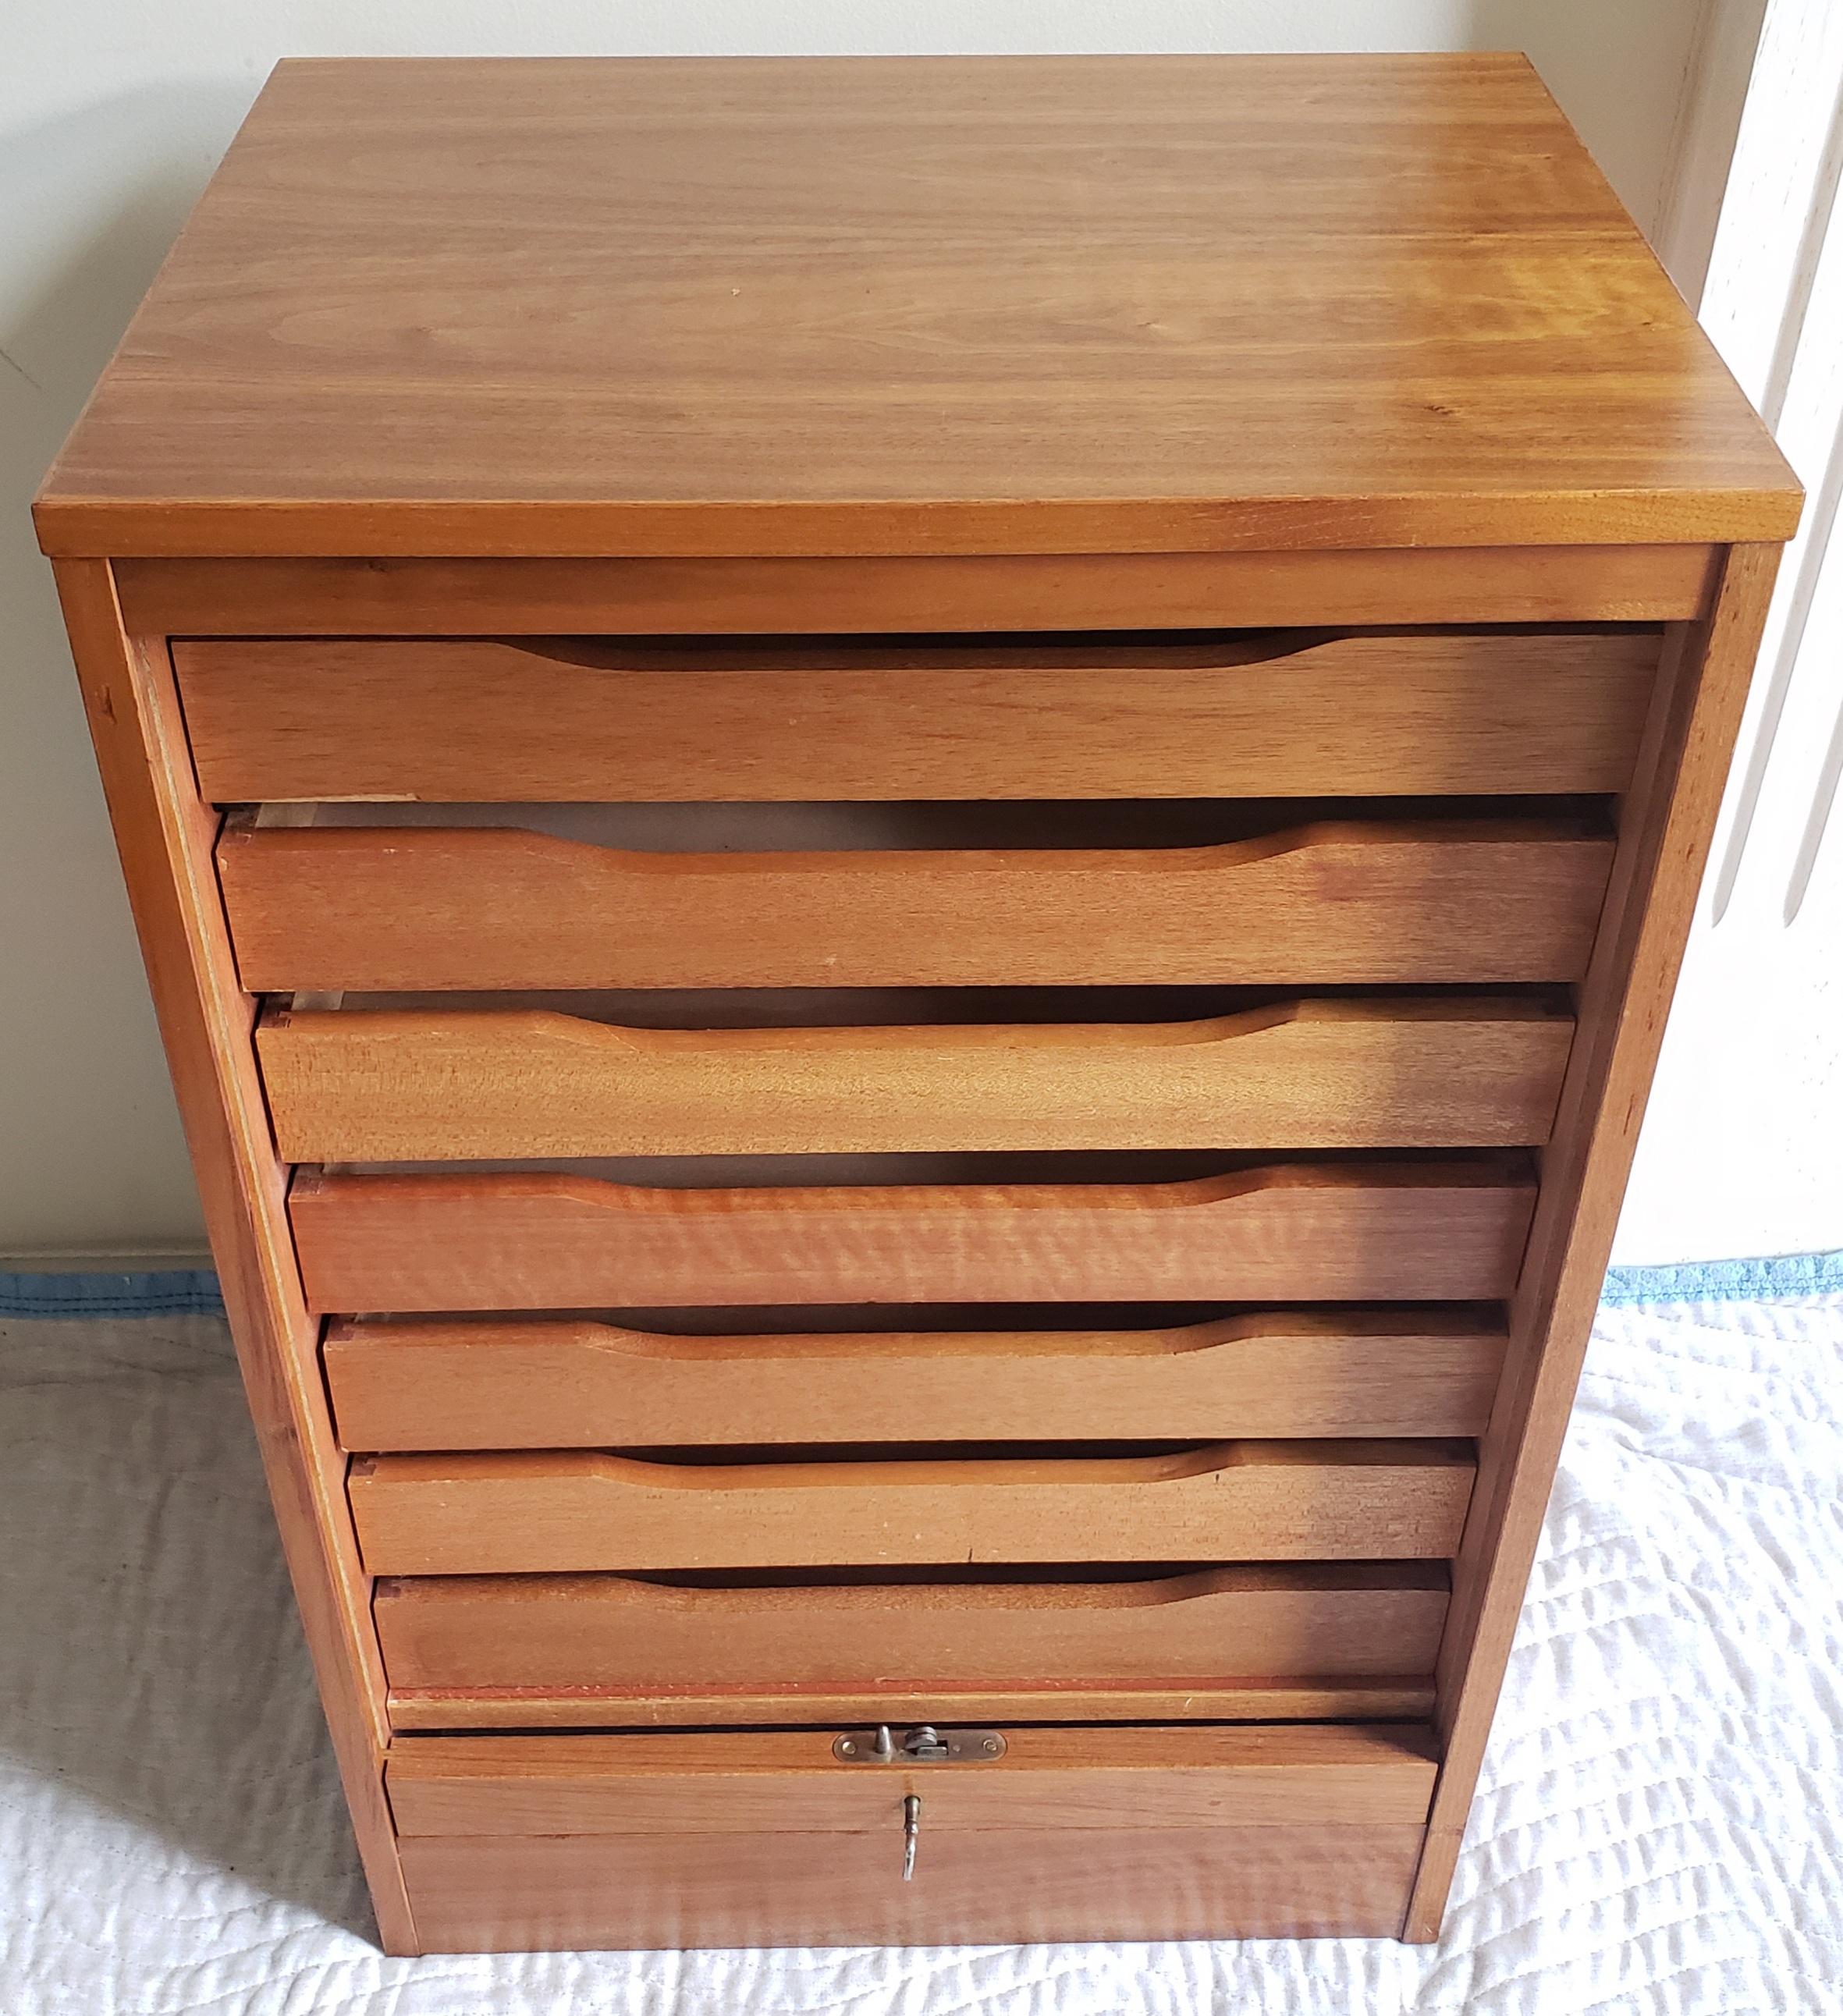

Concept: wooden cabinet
[[35, 53, 1798, 1953]]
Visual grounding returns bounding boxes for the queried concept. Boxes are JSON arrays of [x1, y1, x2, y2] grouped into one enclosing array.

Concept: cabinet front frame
[[55, 538, 1763, 1951]]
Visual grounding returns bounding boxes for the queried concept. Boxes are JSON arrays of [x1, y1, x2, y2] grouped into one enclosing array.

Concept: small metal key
[[901, 1794, 921, 1881]]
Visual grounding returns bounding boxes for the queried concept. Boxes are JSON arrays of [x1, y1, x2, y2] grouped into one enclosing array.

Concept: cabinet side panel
[[51, 559, 414, 1954], [1407, 542, 1781, 1940]]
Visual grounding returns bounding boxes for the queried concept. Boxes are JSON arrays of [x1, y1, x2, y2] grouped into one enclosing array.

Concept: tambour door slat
[[325, 1310, 1506, 1449], [217, 818, 1616, 992], [289, 1159, 1536, 1312], [258, 1000, 1573, 1162], [174, 630, 1658, 802], [349, 1443, 1476, 1574], [374, 1564, 1451, 1695]]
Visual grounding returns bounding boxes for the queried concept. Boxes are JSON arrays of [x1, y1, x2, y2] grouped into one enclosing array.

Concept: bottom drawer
[[387, 1725, 1434, 1947], [397, 1824, 1426, 1947]]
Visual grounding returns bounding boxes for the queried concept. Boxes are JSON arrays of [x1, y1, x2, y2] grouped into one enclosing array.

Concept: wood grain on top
[[34, 54, 1796, 559]]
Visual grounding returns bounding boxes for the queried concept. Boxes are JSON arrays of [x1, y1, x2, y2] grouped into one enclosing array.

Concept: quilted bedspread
[[2, 1280, 1839, 2015]]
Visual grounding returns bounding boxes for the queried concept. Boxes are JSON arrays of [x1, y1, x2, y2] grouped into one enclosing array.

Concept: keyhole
[[901, 1793, 921, 1881]]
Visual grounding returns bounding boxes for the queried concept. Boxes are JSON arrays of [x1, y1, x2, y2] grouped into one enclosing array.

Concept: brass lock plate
[[833, 1724, 1007, 1763]]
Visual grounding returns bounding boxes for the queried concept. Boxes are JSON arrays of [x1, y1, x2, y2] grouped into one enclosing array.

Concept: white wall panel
[[1617, 0, 1843, 1262]]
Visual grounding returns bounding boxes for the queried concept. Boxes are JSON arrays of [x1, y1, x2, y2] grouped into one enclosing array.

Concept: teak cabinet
[[36, 55, 1799, 1952]]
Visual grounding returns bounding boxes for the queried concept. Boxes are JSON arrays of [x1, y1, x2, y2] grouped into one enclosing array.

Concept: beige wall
[[2, 2, 1715, 1258]]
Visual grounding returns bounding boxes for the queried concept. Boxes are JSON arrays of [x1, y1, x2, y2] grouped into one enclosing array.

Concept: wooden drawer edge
[[387, 1678, 1439, 1730]]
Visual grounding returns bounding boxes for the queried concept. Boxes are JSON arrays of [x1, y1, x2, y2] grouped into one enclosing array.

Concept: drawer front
[[385, 1726, 1437, 1834], [396, 1824, 1426, 1947], [348, 1443, 1475, 1574], [175, 628, 1657, 802], [289, 1159, 1535, 1312], [260, 1000, 1572, 1162], [218, 815, 1615, 991], [374, 1565, 1450, 1695], [388, 1728, 1432, 1943], [325, 1310, 1506, 1449]]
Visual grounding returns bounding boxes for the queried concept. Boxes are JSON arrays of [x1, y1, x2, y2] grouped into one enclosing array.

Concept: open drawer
[[290, 1158, 1536, 1311], [173, 628, 1659, 802], [217, 807, 1617, 992], [376, 1563, 1451, 1729], [325, 1309, 1506, 1449], [347, 1441, 1475, 1574], [258, 998, 1573, 1161], [385, 1724, 1437, 1945]]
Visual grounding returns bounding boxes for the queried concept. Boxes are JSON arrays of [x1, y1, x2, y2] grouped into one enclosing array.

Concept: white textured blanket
[[2, 1286, 1839, 2014]]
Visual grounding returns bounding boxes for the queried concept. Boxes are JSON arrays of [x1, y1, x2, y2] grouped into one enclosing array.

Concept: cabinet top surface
[[35, 54, 1799, 561]]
